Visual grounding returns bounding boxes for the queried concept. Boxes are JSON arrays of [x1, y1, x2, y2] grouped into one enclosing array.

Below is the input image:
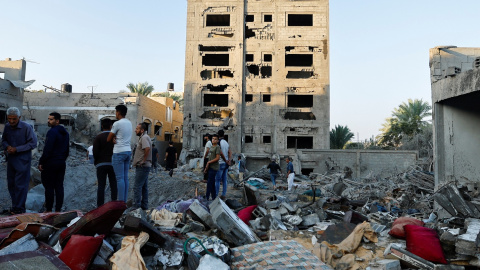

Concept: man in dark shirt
[[38, 112, 70, 212], [164, 141, 177, 176], [93, 118, 117, 207], [267, 158, 281, 190], [1, 107, 38, 214]]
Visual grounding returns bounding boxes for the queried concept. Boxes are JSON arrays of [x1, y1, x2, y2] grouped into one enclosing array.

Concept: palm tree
[[330, 125, 354, 149], [378, 99, 432, 148], [126, 82, 155, 96]]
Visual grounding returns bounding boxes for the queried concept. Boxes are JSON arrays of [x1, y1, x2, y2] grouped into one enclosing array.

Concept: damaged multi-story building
[[429, 46, 480, 190], [183, 0, 330, 168], [0, 58, 35, 132]]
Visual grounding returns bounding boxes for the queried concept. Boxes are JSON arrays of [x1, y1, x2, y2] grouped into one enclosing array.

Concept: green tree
[[330, 125, 354, 149], [378, 99, 432, 148], [126, 82, 155, 96]]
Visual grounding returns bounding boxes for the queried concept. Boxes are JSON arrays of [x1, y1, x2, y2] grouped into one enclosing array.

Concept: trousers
[[96, 165, 117, 207], [41, 163, 66, 212]]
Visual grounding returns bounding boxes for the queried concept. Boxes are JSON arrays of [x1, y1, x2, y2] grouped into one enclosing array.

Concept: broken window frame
[[203, 94, 229, 107], [245, 135, 253, 143], [287, 136, 314, 149], [202, 54, 230, 67], [287, 14, 313, 27], [206, 14, 231, 27], [285, 54, 313, 67], [287, 94, 313, 108]]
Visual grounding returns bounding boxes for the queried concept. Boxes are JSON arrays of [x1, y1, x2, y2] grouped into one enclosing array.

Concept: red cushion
[[59, 201, 126, 246], [404, 224, 447, 264], [59, 234, 104, 270], [389, 217, 424, 239], [237, 205, 257, 225]]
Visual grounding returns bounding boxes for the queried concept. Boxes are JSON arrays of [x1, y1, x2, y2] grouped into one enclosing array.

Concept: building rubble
[[0, 141, 480, 269]]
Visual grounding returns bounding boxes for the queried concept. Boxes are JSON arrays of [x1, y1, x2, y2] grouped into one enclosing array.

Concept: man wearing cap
[[1, 107, 38, 214]]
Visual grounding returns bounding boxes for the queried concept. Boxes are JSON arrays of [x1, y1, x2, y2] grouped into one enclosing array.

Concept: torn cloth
[[318, 222, 378, 270], [149, 208, 183, 227], [110, 231, 149, 270]]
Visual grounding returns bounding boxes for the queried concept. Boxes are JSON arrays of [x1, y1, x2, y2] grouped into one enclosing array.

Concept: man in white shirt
[[107, 104, 132, 202]]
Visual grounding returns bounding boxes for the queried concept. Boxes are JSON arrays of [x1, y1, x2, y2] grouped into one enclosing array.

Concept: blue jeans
[[112, 151, 131, 202], [206, 168, 218, 200], [215, 163, 228, 197], [270, 174, 278, 186], [134, 166, 150, 209]]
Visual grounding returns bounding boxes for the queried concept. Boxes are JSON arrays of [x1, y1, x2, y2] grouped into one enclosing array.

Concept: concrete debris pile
[[3, 142, 480, 269]]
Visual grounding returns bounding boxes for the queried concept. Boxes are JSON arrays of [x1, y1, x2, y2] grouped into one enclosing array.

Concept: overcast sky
[[2, 0, 480, 140]]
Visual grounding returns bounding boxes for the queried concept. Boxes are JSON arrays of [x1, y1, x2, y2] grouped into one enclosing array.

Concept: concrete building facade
[[0, 58, 34, 132], [22, 92, 183, 146], [429, 46, 480, 189], [183, 0, 330, 162]]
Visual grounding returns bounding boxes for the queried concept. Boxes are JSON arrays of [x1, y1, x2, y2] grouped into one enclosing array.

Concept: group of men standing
[[2, 108, 69, 214], [1, 104, 175, 215]]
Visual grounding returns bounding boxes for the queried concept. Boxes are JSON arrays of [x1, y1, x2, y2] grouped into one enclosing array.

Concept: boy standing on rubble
[[204, 134, 221, 200], [107, 105, 132, 202], [132, 123, 152, 210]]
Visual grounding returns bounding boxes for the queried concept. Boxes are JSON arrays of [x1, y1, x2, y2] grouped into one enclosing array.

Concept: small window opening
[[246, 54, 254, 62], [204, 94, 229, 107], [245, 135, 253, 143], [264, 14, 272, 22], [154, 123, 162, 136], [246, 15, 254, 22], [263, 94, 271, 102], [264, 54, 272, 62], [206, 14, 231, 27], [245, 94, 253, 102], [285, 54, 313, 67], [165, 134, 173, 142], [263, 135, 271, 143], [288, 14, 313, 26]]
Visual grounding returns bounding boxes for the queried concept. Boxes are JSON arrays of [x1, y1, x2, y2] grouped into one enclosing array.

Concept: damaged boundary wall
[[429, 46, 480, 194], [183, 0, 330, 164], [22, 92, 183, 148], [245, 150, 418, 179]]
